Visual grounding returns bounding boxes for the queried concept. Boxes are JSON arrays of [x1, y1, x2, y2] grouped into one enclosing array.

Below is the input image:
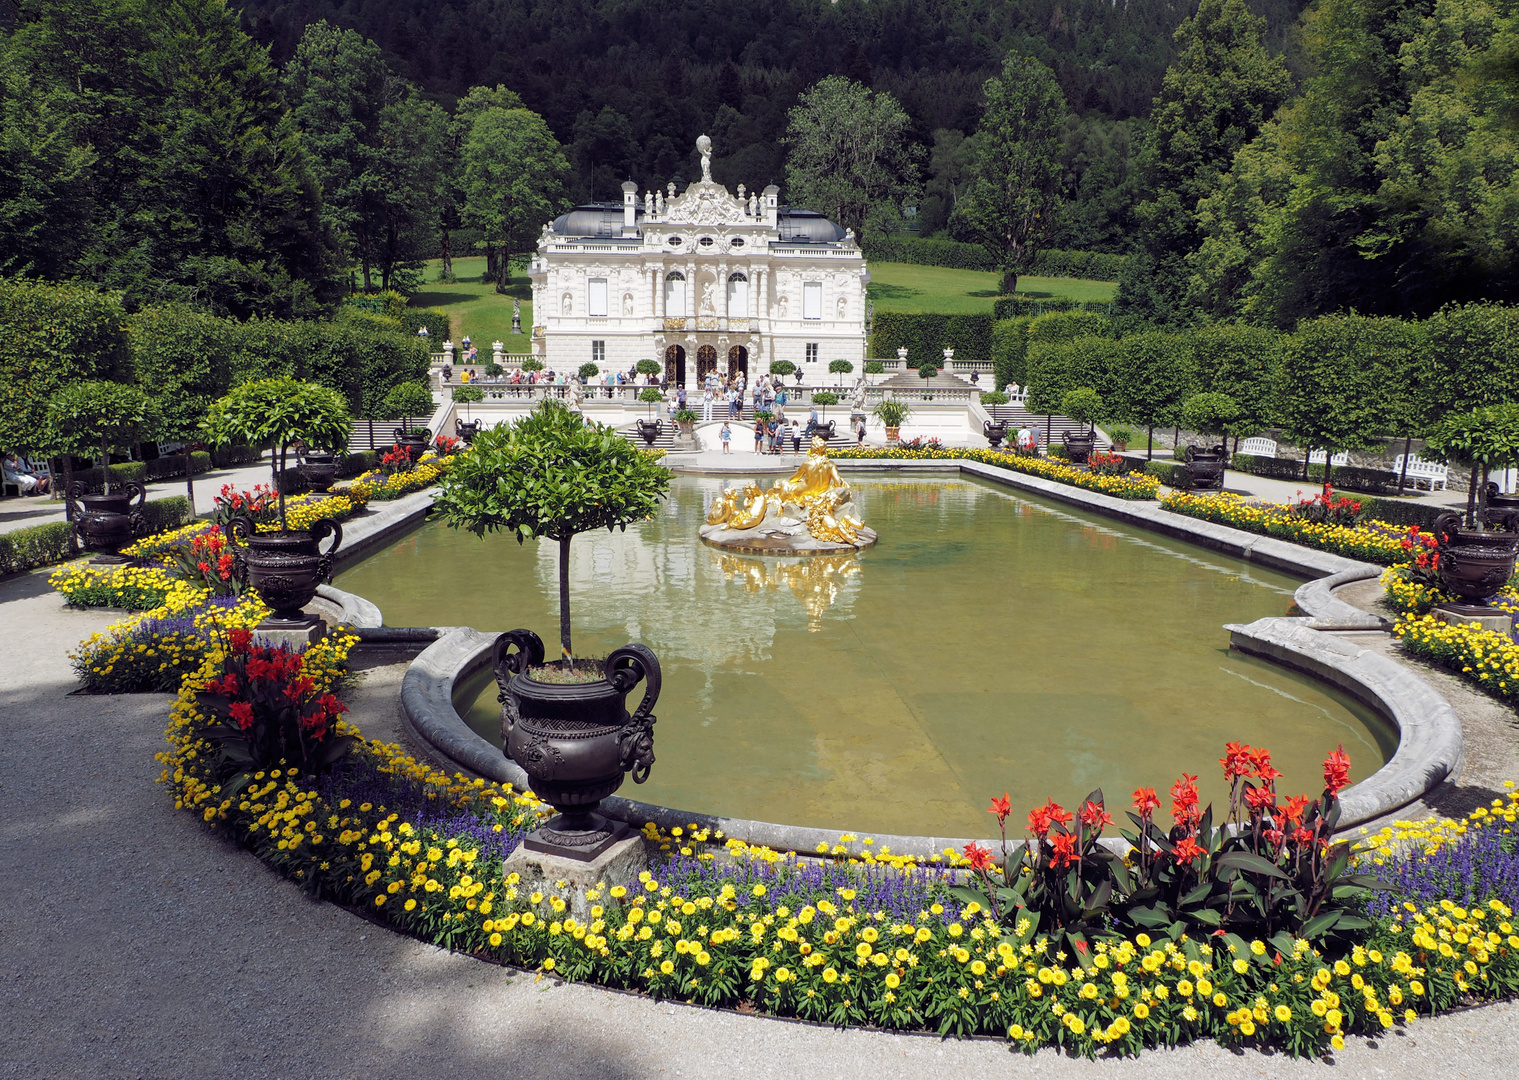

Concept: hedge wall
[[870, 313, 994, 366], [1230, 453, 1417, 496], [0, 495, 192, 577], [993, 297, 1112, 319], [863, 236, 1129, 281]]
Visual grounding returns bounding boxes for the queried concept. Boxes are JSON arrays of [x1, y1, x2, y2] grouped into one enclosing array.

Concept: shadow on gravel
[[0, 567, 62, 604]]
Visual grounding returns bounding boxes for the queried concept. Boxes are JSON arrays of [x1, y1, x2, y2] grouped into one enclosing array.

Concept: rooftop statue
[[696, 134, 713, 182], [700, 437, 876, 554]]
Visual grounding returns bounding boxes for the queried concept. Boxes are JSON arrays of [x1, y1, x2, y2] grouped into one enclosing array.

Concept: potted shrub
[[434, 401, 673, 859], [873, 398, 911, 442], [452, 384, 484, 443], [769, 360, 796, 381], [1179, 392, 1236, 489], [1060, 387, 1103, 463], [202, 378, 352, 627], [579, 362, 600, 382], [47, 380, 151, 562], [385, 382, 435, 461], [1107, 425, 1134, 453], [673, 408, 699, 436], [636, 387, 664, 445]]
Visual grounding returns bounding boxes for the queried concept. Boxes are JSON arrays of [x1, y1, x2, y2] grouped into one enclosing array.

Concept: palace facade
[[528, 138, 868, 386]]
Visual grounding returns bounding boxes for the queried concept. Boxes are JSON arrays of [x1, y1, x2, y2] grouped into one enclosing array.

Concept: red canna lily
[[1079, 799, 1112, 831], [963, 842, 994, 872], [1322, 745, 1351, 795], [1172, 835, 1206, 865], [988, 794, 1012, 825], [1132, 787, 1160, 815], [1170, 774, 1201, 828], [1050, 832, 1081, 868]]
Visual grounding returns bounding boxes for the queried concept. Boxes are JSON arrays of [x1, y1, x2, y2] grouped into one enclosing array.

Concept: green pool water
[[334, 474, 1394, 839]]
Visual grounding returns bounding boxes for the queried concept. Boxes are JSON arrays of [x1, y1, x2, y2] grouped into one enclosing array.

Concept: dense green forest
[[233, 0, 1310, 242]]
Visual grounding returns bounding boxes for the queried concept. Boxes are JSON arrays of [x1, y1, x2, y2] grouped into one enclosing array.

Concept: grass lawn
[[865, 261, 1117, 314], [410, 256, 532, 353]]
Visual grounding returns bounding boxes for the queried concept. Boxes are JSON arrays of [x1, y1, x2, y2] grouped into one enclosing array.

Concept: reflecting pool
[[335, 474, 1394, 838]]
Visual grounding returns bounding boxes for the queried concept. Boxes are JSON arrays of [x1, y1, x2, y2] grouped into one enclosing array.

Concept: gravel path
[[4, 568, 1519, 1079]]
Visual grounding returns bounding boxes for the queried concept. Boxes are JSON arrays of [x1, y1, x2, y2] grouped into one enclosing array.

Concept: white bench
[[1307, 449, 1351, 467], [1238, 437, 1277, 458], [1392, 454, 1449, 491]]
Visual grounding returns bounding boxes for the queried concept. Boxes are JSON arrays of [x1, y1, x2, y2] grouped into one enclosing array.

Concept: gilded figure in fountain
[[700, 437, 877, 554]]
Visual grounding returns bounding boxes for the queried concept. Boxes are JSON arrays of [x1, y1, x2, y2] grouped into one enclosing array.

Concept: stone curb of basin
[[378, 459, 1459, 856]]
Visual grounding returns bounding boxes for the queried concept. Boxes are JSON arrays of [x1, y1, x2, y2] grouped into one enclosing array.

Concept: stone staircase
[[987, 404, 1110, 451]]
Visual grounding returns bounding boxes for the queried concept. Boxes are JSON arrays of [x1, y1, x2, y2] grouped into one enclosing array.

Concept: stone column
[[686, 261, 696, 321], [718, 262, 728, 323], [654, 267, 663, 319]]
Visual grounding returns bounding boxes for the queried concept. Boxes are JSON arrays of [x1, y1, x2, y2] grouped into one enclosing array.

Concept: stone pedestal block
[[503, 835, 649, 921], [253, 614, 325, 651], [1433, 603, 1514, 635]]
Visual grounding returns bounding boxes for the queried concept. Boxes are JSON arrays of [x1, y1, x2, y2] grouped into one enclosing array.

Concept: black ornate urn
[[1062, 429, 1094, 463], [71, 481, 146, 563], [297, 450, 338, 495], [493, 629, 659, 861], [455, 417, 482, 445], [1481, 482, 1519, 529], [224, 514, 343, 625], [1183, 444, 1228, 490], [984, 420, 1008, 450], [635, 419, 663, 447], [393, 427, 429, 462], [1432, 511, 1519, 605]]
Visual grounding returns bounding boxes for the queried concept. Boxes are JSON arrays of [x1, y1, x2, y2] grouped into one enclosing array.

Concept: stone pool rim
[[359, 463, 1462, 857]]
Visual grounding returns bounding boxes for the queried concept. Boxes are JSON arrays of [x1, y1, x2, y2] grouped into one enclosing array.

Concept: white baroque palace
[[528, 136, 868, 386]]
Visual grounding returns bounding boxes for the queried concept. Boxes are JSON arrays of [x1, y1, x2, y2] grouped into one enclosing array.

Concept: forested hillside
[[236, 0, 1309, 204]]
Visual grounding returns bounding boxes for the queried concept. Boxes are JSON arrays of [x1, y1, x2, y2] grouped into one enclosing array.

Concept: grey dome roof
[[551, 203, 641, 237], [777, 207, 845, 243]]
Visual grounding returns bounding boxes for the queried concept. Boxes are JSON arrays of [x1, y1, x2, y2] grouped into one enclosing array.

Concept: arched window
[[664, 271, 686, 314], [726, 273, 749, 319]]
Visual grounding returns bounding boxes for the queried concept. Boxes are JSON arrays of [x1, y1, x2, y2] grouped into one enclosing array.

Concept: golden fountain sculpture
[[700, 437, 877, 555]]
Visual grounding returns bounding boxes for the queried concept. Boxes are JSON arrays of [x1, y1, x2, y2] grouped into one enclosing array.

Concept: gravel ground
[[5, 568, 1519, 1080]]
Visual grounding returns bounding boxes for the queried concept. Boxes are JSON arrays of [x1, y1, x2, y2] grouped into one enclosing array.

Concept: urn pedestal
[[71, 481, 146, 563], [493, 629, 660, 861], [224, 514, 344, 626]]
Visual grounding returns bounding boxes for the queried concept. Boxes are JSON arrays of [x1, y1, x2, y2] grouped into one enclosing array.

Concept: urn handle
[[126, 480, 147, 509], [1431, 511, 1463, 546], [222, 512, 257, 546], [309, 517, 343, 557], [393, 426, 406, 443], [492, 629, 545, 690], [608, 643, 661, 784]]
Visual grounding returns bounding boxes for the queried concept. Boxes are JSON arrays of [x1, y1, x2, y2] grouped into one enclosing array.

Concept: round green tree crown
[[383, 381, 435, 418], [47, 380, 150, 456], [434, 400, 673, 542], [202, 377, 352, 451]]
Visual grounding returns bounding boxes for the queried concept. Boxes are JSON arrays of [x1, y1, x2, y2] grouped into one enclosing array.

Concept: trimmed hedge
[[1144, 459, 1192, 487], [870, 312, 994, 366], [0, 495, 192, 576], [993, 297, 1112, 319], [863, 236, 1129, 281], [1230, 453, 1408, 495], [1355, 496, 1452, 530], [70, 461, 147, 494], [212, 444, 261, 468], [144, 451, 212, 481]]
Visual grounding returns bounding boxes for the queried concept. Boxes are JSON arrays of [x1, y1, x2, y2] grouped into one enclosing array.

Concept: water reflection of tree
[[715, 552, 862, 631]]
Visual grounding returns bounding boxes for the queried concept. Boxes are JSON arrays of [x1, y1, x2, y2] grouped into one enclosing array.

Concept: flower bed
[[49, 563, 180, 610], [159, 638, 1519, 1058], [339, 453, 456, 503], [828, 447, 1162, 501], [1394, 614, 1519, 705], [1161, 491, 1408, 564]]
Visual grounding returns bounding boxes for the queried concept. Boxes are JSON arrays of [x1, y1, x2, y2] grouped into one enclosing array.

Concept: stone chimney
[[621, 180, 638, 235], [762, 185, 779, 229]]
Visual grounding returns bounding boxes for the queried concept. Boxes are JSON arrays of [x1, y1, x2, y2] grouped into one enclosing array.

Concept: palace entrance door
[[696, 345, 717, 381], [727, 345, 748, 379], [664, 344, 686, 386]]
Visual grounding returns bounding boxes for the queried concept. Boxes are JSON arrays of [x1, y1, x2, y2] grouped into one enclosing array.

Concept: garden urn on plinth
[[224, 514, 343, 627], [1431, 511, 1519, 613], [1182, 444, 1228, 490], [455, 417, 482, 445], [1062, 429, 1094, 464], [1481, 482, 1519, 530], [394, 427, 429, 462], [296, 450, 338, 495], [493, 629, 660, 861], [636, 419, 662, 447], [71, 481, 146, 563], [983, 420, 1007, 450]]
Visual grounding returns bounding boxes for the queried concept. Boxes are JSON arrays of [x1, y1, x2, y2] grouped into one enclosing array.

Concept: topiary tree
[[452, 385, 485, 403], [202, 378, 352, 532], [635, 359, 661, 377], [1424, 404, 1519, 527], [769, 360, 797, 377], [433, 401, 673, 662], [579, 362, 600, 380], [918, 362, 939, 380], [829, 359, 854, 385], [520, 357, 545, 373], [484, 361, 503, 377], [1061, 387, 1104, 434], [1181, 392, 1241, 447], [383, 382, 435, 424], [864, 360, 884, 375], [47, 380, 150, 496]]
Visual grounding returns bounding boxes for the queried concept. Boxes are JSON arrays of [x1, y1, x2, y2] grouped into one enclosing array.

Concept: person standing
[[857, 418, 867, 446], [790, 420, 801, 454], [753, 416, 765, 453], [720, 422, 732, 454], [701, 387, 714, 422]]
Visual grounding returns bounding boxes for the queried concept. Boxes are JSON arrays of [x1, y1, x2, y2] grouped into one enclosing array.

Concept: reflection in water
[[714, 551, 861, 631], [337, 475, 1394, 838]]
